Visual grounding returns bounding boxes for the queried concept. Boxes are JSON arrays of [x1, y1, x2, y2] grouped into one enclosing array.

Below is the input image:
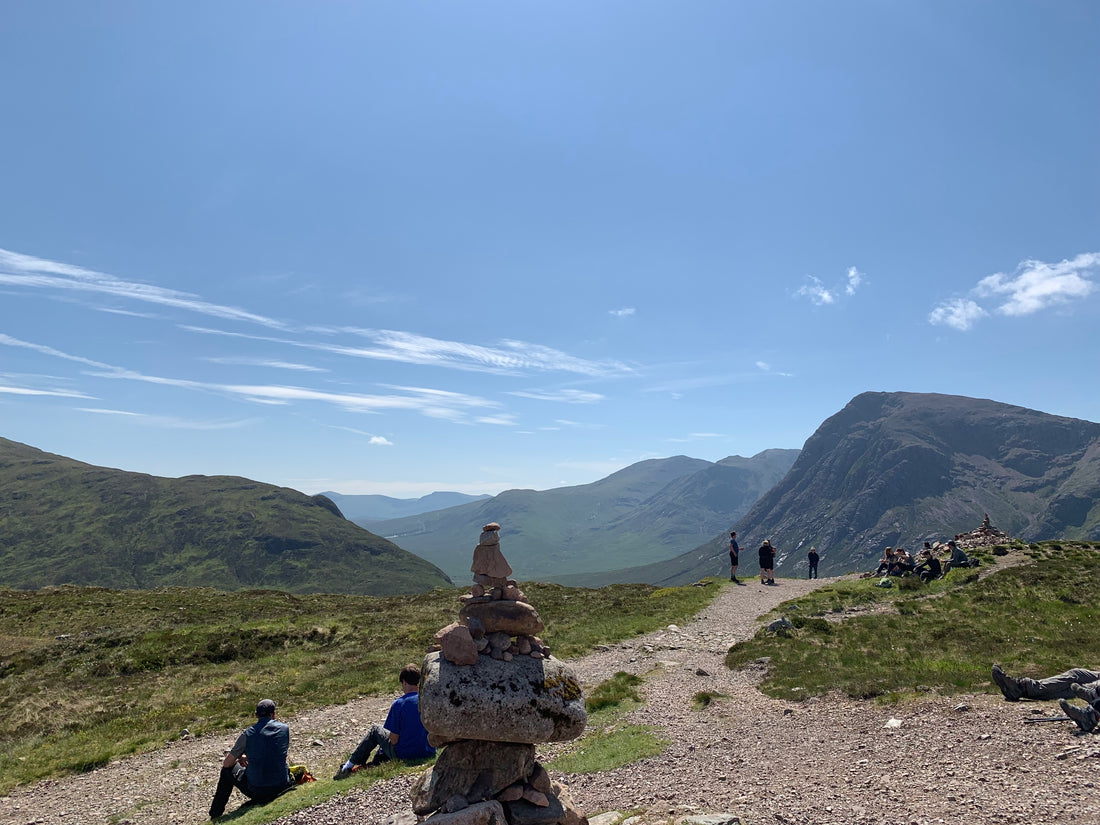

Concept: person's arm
[[222, 731, 248, 768]]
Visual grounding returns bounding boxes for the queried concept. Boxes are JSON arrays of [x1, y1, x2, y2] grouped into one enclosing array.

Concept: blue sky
[[2, 2, 1098, 497]]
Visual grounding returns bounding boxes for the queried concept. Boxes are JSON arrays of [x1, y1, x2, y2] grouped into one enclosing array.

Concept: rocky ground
[[3, 562, 1100, 825]]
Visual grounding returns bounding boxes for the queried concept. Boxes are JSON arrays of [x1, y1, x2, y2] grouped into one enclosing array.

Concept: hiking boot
[[1059, 699, 1099, 733], [332, 765, 356, 780], [1071, 682, 1099, 704], [992, 665, 1024, 701]]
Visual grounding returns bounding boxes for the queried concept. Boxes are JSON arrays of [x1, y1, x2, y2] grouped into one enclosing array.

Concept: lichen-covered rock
[[419, 651, 586, 744]]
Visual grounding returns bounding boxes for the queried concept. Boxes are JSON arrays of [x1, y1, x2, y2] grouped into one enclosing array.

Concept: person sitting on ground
[[871, 547, 895, 577], [887, 547, 915, 576], [912, 550, 942, 582], [942, 540, 972, 574], [209, 698, 294, 820], [333, 663, 435, 779]]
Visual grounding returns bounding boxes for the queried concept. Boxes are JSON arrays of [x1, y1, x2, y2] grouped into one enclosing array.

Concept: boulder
[[437, 623, 479, 666], [460, 600, 545, 636], [412, 740, 535, 815], [419, 651, 586, 744], [422, 800, 507, 825]]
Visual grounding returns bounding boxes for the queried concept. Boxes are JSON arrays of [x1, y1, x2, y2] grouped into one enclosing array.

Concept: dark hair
[[399, 663, 422, 686]]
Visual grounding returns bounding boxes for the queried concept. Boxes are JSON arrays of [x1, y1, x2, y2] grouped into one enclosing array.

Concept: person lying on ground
[[333, 663, 436, 779], [209, 698, 294, 821], [991, 665, 1100, 705]]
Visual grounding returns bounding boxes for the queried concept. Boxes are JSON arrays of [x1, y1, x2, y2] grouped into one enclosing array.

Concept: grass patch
[[0, 579, 715, 793], [585, 671, 645, 712], [691, 690, 728, 710], [546, 724, 667, 774], [725, 542, 1100, 702]]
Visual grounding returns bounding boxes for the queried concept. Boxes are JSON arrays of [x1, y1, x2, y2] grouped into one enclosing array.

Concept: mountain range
[[0, 437, 452, 595], [359, 449, 799, 582], [320, 491, 491, 522], [3, 390, 1097, 595], [583, 391, 1100, 586]]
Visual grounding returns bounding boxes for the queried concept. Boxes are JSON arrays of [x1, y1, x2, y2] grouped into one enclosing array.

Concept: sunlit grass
[[0, 579, 715, 793], [725, 542, 1100, 701]]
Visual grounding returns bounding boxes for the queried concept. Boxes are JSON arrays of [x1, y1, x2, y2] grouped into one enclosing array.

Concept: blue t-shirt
[[384, 692, 435, 760]]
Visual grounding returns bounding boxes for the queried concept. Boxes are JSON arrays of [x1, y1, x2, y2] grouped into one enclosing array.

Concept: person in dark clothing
[[729, 532, 741, 583], [758, 540, 776, 585], [992, 665, 1100, 732], [209, 699, 294, 820], [913, 550, 942, 582], [807, 546, 819, 579]]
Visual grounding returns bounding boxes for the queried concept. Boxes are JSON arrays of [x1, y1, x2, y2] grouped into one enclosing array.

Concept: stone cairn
[[410, 522, 589, 825]]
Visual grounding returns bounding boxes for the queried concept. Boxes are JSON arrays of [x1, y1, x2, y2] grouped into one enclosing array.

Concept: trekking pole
[[1024, 715, 1073, 724]]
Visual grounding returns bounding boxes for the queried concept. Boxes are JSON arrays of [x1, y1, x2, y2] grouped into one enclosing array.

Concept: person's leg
[[1022, 668, 1100, 701], [346, 725, 392, 766], [210, 764, 249, 819]]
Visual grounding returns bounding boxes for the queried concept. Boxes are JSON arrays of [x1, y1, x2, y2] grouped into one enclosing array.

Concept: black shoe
[[333, 765, 356, 780], [991, 664, 1024, 702], [1060, 699, 1099, 733]]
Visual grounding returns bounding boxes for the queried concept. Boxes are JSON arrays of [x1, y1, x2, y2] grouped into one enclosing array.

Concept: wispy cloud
[[185, 325, 632, 378], [477, 414, 519, 426], [508, 388, 604, 403], [846, 266, 863, 295], [0, 385, 95, 398], [553, 419, 605, 429], [609, 307, 636, 317], [0, 247, 287, 329], [793, 266, 865, 306], [667, 432, 725, 443], [929, 253, 1098, 331], [330, 425, 395, 445], [928, 298, 987, 331], [0, 333, 114, 369], [78, 407, 256, 430], [203, 356, 328, 373], [794, 276, 834, 306]]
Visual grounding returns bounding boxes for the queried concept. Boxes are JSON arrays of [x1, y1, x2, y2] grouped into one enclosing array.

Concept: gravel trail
[[3, 569, 1098, 825]]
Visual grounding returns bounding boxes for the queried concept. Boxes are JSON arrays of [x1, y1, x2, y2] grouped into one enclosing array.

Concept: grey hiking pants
[[1020, 668, 1100, 700]]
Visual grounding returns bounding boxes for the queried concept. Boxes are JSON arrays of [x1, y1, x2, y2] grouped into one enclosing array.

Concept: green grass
[[725, 542, 1100, 701], [0, 579, 715, 794], [546, 671, 666, 774]]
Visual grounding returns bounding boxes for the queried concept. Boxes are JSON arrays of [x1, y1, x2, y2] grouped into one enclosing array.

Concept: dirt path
[[3, 567, 1099, 825]]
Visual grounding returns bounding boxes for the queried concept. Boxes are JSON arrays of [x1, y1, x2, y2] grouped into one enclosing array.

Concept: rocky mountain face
[[580, 392, 1100, 585], [362, 450, 800, 582], [0, 437, 452, 595]]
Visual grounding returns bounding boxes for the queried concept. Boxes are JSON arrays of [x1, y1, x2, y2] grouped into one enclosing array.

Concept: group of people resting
[[867, 539, 975, 581], [209, 663, 434, 821]]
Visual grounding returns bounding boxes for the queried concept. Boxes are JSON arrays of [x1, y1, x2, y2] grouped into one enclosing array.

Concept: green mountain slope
[[0, 438, 452, 595], [593, 392, 1100, 586], [363, 450, 799, 582]]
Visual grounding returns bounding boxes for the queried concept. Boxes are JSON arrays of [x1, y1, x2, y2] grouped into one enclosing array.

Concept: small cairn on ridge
[[411, 522, 589, 825], [950, 513, 1015, 551]]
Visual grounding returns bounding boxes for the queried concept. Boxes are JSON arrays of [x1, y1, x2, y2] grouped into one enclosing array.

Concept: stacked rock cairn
[[411, 522, 589, 825]]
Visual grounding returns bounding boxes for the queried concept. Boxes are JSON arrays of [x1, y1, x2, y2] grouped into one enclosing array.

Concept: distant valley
[[358, 450, 799, 583]]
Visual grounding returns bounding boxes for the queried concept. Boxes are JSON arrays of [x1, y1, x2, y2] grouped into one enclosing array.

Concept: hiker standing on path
[[807, 546, 819, 579], [758, 539, 776, 585], [209, 698, 294, 820], [729, 532, 742, 584]]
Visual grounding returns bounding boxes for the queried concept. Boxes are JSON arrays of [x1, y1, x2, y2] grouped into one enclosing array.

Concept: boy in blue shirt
[[333, 663, 435, 778]]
